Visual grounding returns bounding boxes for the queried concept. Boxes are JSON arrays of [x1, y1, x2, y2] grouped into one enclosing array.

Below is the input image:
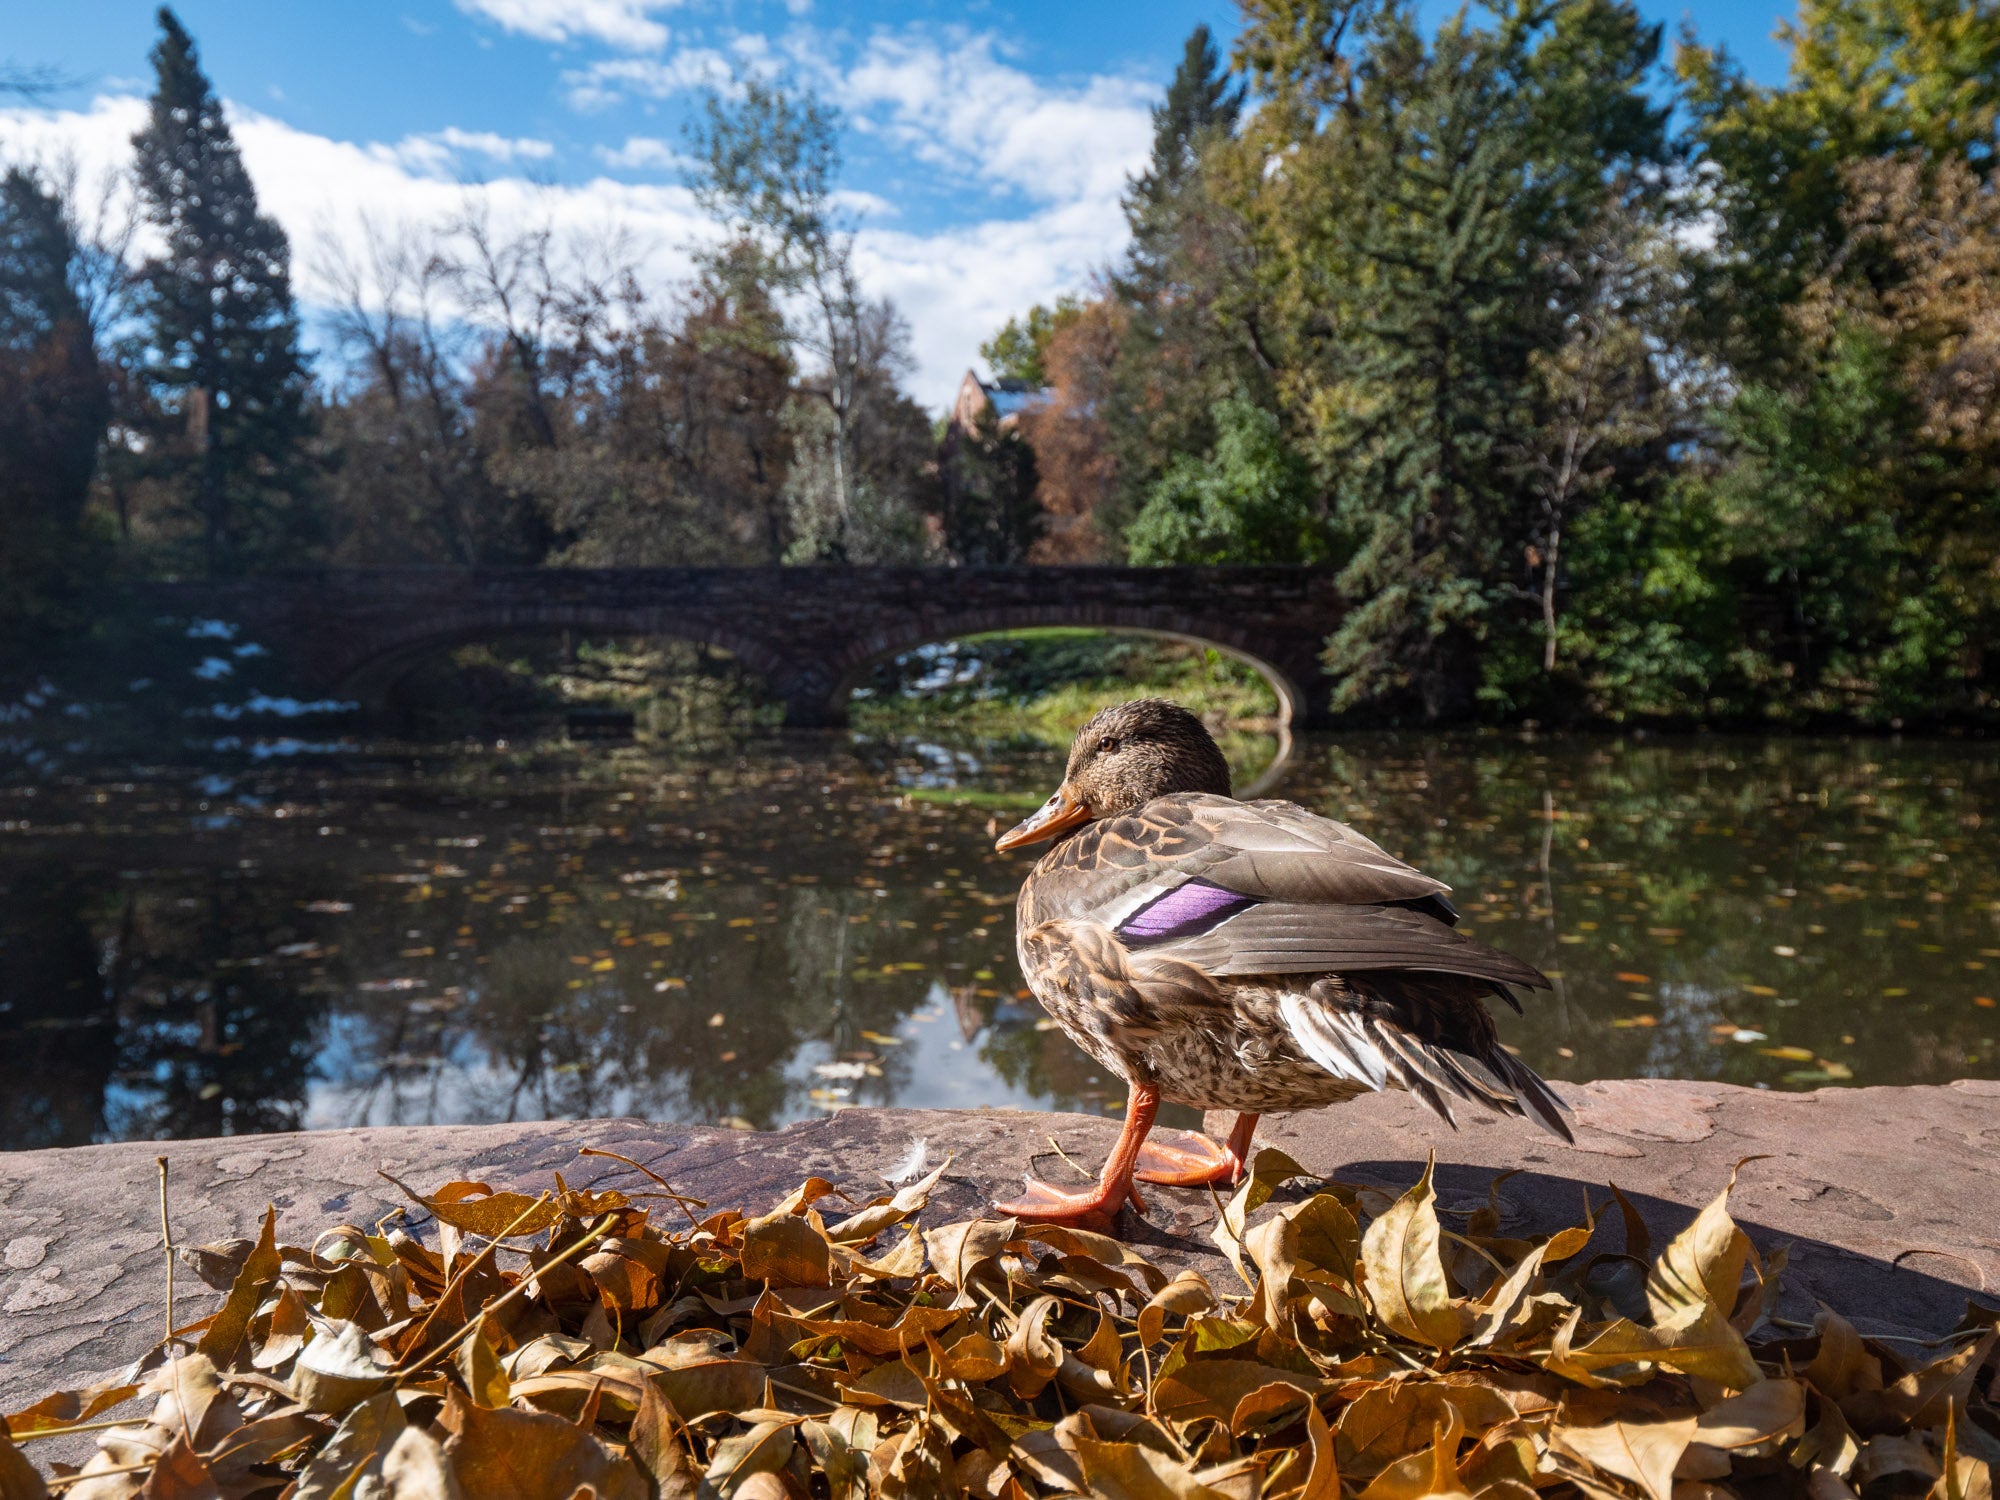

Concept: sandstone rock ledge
[[2, 1078, 1996, 1415]]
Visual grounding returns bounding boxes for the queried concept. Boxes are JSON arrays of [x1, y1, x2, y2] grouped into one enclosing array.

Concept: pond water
[[1, 731, 1995, 1152]]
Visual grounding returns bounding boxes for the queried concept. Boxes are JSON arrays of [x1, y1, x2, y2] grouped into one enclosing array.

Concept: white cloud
[[563, 47, 738, 109], [826, 30, 1155, 206], [1, 37, 1144, 409], [594, 135, 690, 172], [385, 126, 556, 175], [454, 0, 681, 52], [831, 187, 895, 220]]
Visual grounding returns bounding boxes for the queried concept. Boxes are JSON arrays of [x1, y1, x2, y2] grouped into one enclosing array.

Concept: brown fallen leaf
[[0, 1147, 1983, 1500]]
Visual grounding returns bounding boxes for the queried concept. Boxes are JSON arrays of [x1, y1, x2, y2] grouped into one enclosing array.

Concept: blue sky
[[5, 0, 1796, 406]]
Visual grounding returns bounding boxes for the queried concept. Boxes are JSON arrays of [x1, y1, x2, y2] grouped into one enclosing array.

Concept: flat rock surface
[[3, 1077, 1998, 1417]]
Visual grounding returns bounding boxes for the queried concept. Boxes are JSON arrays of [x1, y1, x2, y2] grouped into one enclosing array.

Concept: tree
[[1125, 23, 1245, 289], [1019, 299, 1123, 562], [318, 218, 531, 566], [0, 166, 108, 659], [979, 297, 1081, 387], [130, 7, 313, 577], [781, 302, 939, 564], [1127, 394, 1324, 564], [515, 248, 800, 567], [1682, 153, 2000, 722], [1106, 23, 1269, 525], [1243, 0, 1671, 718], [690, 77, 927, 561], [1510, 206, 1693, 677], [1678, 0, 2000, 368], [939, 406, 1039, 565]]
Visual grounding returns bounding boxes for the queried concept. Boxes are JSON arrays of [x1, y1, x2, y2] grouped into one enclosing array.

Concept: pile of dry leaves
[[2, 1146, 1994, 1499]]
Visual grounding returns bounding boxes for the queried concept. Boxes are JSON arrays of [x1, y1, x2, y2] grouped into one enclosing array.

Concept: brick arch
[[823, 610, 1310, 727], [330, 607, 790, 709]]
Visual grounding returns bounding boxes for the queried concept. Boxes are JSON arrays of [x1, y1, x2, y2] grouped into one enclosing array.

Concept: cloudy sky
[[4, 0, 1790, 409]]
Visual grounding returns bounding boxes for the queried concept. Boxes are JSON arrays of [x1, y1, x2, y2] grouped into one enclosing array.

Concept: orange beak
[[995, 783, 1091, 851]]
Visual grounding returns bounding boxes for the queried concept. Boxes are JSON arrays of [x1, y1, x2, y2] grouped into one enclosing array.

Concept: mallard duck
[[993, 698, 1570, 1227]]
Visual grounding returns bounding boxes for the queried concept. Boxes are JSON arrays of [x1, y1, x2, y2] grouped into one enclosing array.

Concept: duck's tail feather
[[1278, 985, 1575, 1143]]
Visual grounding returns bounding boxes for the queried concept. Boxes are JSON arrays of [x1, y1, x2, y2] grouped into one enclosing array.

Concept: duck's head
[[995, 698, 1232, 851]]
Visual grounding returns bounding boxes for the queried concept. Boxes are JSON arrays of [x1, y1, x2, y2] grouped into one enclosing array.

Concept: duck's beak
[[996, 783, 1090, 851]]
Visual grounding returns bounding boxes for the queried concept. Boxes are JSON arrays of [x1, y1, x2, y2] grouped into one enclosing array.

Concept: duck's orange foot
[[994, 1174, 1143, 1230], [1134, 1130, 1248, 1188]]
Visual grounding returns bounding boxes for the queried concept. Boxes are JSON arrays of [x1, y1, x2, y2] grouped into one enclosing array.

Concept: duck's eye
[[1098, 736, 1118, 754]]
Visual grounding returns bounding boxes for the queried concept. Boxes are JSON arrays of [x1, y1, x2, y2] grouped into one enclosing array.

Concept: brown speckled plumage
[[1009, 701, 1572, 1139]]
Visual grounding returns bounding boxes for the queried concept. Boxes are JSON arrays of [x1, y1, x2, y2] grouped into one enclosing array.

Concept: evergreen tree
[[0, 167, 108, 661], [940, 408, 1040, 564], [1125, 24, 1244, 284], [1253, 0, 1670, 718], [131, 7, 312, 577], [1109, 23, 1268, 529]]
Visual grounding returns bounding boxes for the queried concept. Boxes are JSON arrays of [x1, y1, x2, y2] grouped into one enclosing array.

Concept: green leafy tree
[[130, 7, 314, 577], [1128, 394, 1325, 564], [0, 167, 108, 663], [1240, 0, 1671, 718], [1678, 0, 2000, 367], [979, 297, 1080, 387]]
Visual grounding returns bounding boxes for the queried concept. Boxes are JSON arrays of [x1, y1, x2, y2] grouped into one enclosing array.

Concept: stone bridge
[[140, 566, 1346, 727]]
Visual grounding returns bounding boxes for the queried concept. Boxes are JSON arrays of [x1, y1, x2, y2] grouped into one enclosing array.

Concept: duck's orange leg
[[995, 1083, 1160, 1230], [1134, 1111, 1259, 1188]]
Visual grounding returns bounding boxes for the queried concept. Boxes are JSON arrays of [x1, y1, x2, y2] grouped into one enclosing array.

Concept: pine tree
[[1109, 23, 1267, 529], [1125, 24, 1244, 284], [131, 7, 312, 577], [0, 167, 108, 659], [1274, 1, 1670, 718]]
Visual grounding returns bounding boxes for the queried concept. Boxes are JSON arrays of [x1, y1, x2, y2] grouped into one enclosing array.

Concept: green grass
[[850, 630, 1280, 748]]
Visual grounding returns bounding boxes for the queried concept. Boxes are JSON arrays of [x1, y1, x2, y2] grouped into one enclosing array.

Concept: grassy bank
[[849, 629, 1279, 744]]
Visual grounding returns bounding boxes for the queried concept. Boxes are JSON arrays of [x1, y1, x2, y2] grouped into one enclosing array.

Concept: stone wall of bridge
[[139, 566, 1347, 727]]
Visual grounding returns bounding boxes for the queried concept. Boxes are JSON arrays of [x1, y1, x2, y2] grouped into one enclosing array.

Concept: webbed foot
[[1134, 1130, 1247, 1187], [993, 1173, 1144, 1230]]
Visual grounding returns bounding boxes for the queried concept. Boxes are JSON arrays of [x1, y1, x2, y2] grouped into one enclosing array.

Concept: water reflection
[[0, 732, 1994, 1150]]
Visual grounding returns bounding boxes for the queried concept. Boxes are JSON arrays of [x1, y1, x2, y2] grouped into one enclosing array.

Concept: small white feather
[[882, 1136, 930, 1187]]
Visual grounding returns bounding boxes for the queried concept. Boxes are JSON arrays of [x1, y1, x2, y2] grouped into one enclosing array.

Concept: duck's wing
[[1030, 793, 1546, 991]]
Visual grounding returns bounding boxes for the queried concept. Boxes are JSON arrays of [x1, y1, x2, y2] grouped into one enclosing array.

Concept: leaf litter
[[4, 1149, 1997, 1499]]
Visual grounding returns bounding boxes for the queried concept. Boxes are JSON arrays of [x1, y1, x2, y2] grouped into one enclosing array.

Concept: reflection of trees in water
[[0, 865, 326, 1149], [0, 865, 118, 1148], [1303, 736, 1999, 1088], [107, 877, 325, 1140], [4, 733, 1993, 1149], [309, 875, 951, 1131]]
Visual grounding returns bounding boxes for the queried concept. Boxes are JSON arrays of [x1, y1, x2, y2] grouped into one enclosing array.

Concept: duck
[[993, 698, 1570, 1227]]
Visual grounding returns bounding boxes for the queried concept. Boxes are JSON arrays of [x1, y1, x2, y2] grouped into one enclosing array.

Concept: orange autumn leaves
[[2, 1149, 1996, 1499]]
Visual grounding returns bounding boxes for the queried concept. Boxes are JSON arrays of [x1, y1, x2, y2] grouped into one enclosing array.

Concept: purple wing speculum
[[1117, 878, 1257, 944]]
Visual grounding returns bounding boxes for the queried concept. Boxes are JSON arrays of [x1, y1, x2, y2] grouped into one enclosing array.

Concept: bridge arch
[[820, 609, 1309, 729], [329, 606, 790, 714], [137, 565, 1344, 730]]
